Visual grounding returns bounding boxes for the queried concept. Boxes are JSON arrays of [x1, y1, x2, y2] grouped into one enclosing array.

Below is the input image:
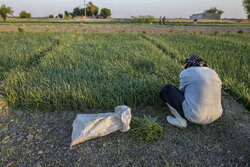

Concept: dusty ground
[[0, 91, 249, 167], [0, 24, 250, 34]]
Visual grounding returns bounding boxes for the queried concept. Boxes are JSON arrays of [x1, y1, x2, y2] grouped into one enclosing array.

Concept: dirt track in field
[[0, 24, 250, 34]]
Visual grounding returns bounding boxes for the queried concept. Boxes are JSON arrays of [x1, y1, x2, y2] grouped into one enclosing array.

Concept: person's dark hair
[[185, 54, 208, 69]]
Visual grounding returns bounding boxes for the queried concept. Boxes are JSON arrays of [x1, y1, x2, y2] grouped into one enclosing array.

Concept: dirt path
[[0, 92, 249, 167], [0, 24, 250, 34]]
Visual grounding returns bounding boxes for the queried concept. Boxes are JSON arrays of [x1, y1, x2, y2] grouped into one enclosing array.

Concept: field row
[[0, 32, 249, 111]]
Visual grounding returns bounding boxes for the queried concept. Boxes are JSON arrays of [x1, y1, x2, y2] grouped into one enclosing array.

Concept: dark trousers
[[160, 84, 185, 118]]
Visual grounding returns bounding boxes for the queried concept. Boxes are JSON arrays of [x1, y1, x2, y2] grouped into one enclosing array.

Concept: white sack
[[70, 105, 132, 147]]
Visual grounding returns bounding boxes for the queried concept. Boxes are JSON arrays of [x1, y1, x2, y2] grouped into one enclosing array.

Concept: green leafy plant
[[118, 30, 125, 34], [129, 115, 164, 142], [18, 27, 24, 33], [214, 31, 219, 35], [238, 30, 244, 34]]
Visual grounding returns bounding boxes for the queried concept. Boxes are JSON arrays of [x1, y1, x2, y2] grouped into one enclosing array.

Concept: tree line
[[1, 1, 250, 21], [63, 2, 111, 19], [0, 1, 111, 21]]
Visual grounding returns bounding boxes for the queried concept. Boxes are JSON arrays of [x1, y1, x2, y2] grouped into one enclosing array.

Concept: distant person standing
[[163, 16, 166, 24], [194, 19, 198, 24], [159, 16, 162, 25]]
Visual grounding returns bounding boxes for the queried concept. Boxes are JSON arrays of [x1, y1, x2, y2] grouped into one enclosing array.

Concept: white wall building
[[190, 13, 221, 20]]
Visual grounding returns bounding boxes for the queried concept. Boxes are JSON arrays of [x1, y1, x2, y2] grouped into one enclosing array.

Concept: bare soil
[[0, 91, 249, 167], [0, 24, 250, 34]]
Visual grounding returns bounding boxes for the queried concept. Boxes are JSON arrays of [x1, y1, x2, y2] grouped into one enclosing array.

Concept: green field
[[0, 32, 249, 111]]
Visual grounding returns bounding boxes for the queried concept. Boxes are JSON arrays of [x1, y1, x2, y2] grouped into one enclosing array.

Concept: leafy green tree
[[243, 0, 250, 19], [64, 11, 69, 17], [49, 14, 54, 18], [73, 7, 80, 16], [217, 10, 224, 15], [86, 1, 99, 16], [19, 11, 31, 18], [100, 8, 111, 19], [204, 7, 224, 15], [0, 4, 13, 21], [72, 7, 85, 17], [58, 14, 63, 18], [73, 7, 83, 16]]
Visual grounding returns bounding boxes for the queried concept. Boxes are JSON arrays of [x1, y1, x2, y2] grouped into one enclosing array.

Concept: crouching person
[[160, 55, 223, 128]]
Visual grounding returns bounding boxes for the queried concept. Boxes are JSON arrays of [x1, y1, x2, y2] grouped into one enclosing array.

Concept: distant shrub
[[169, 29, 173, 33], [58, 14, 63, 18], [193, 32, 197, 35], [100, 8, 111, 19], [64, 14, 72, 20], [49, 14, 54, 18], [238, 30, 244, 34], [142, 31, 147, 34], [83, 29, 86, 33], [200, 31, 203, 35], [18, 27, 24, 33], [19, 11, 31, 18], [133, 15, 154, 23], [118, 30, 125, 34], [214, 31, 219, 35], [227, 30, 231, 35]]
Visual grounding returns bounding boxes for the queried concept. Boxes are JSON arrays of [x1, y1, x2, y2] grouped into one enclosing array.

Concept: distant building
[[190, 13, 221, 20]]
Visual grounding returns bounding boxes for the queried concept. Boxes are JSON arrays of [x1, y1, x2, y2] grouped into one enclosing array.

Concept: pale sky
[[1, 0, 247, 19]]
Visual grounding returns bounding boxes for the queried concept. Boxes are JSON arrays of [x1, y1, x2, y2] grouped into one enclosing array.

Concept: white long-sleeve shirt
[[180, 67, 223, 124]]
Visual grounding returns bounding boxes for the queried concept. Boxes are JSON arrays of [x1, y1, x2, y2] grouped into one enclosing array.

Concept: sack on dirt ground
[[70, 105, 132, 147]]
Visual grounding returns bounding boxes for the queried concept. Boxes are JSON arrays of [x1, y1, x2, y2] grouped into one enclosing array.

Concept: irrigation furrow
[[141, 34, 183, 65], [25, 33, 80, 70], [25, 39, 61, 69], [139, 35, 182, 85]]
